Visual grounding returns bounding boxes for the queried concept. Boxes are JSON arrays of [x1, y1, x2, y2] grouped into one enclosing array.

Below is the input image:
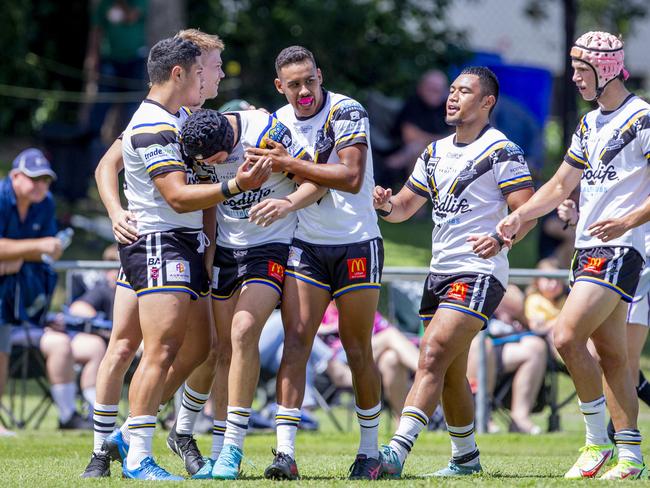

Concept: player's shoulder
[[328, 92, 367, 121]]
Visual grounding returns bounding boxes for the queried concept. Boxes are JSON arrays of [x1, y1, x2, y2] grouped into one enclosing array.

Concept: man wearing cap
[[0, 148, 105, 432], [498, 31, 650, 480]]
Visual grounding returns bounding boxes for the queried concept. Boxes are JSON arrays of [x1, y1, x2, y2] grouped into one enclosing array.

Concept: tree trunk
[[147, 0, 186, 45]]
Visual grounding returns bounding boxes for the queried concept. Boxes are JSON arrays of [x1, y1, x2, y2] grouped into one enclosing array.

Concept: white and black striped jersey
[[406, 126, 534, 287], [564, 94, 650, 256], [274, 91, 381, 245], [196, 110, 309, 248], [122, 100, 199, 234]]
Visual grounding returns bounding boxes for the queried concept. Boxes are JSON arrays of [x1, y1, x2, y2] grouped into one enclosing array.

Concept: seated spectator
[[468, 285, 547, 434], [0, 149, 100, 430], [383, 69, 451, 186]]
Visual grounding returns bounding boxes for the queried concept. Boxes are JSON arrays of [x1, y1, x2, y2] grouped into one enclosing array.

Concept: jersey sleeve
[[491, 141, 534, 196], [331, 100, 369, 152], [130, 122, 186, 178], [405, 144, 433, 198], [634, 112, 650, 164], [260, 116, 311, 161], [563, 116, 589, 169]]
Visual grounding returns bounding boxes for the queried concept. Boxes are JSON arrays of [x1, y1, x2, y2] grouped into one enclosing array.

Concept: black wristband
[[221, 180, 234, 199], [234, 179, 244, 193], [376, 201, 393, 217], [489, 232, 505, 250]]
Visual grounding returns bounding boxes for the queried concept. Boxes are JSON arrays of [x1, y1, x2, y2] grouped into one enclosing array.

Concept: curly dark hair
[[147, 37, 201, 84], [181, 109, 235, 160], [275, 45, 317, 74]]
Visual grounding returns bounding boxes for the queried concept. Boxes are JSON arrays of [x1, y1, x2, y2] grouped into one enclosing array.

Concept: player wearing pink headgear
[[497, 31, 650, 480]]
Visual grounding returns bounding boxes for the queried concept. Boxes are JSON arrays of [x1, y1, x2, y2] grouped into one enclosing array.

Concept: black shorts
[[116, 267, 132, 290], [570, 246, 644, 303], [119, 231, 206, 300], [211, 243, 289, 300], [285, 238, 383, 298], [419, 273, 505, 326]]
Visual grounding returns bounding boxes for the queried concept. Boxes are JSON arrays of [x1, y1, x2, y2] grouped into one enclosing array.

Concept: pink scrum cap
[[570, 31, 629, 98]]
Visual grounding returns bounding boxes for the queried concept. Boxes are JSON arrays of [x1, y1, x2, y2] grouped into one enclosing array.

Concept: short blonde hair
[[176, 28, 224, 52]]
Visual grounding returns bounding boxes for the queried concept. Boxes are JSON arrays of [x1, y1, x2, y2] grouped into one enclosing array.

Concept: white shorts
[[628, 263, 650, 327]]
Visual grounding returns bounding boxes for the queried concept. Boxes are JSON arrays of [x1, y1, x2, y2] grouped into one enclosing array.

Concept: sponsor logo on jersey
[[268, 261, 285, 281], [166, 260, 191, 282], [448, 282, 469, 301], [147, 257, 161, 266], [347, 257, 367, 280], [456, 160, 477, 181], [583, 257, 607, 273], [222, 187, 274, 218], [144, 147, 164, 160], [315, 128, 334, 155], [432, 194, 471, 223], [583, 164, 618, 185], [604, 128, 624, 151], [426, 157, 441, 176]]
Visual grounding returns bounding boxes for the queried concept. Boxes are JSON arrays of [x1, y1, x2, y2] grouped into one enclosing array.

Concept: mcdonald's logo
[[267, 261, 285, 281], [448, 282, 469, 301], [347, 257, 367, 280], [583, 257, 606, 273]]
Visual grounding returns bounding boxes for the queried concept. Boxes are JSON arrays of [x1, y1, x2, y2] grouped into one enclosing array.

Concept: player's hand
[[373, 185, 392, 210], [245, 139, 289, 172], [496, 213, 521, 248], [0, 258, 23, 276], [109, 209, 138, 244], [40, 237, 63, 261], [235, 157, 272, 191], [558, 199, 578, 227], [588, 216, 631, 242], [468, 234, 504, 259], [249, 198, 292, 227]]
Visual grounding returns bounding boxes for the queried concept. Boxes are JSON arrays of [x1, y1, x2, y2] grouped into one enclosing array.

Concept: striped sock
[[276, 406, 301, 458], [356, 403, 381, 459], [125, 415, 156, 471], [224, 406, 251, 450], [92, 403, 118, 453], [447, 422, 479, 465], [614, 429, 643, 464], [175, 384, 209, 435], [389, 406, 428, 464], [211, 419, 226, 460], [579, 396, 609, 445]]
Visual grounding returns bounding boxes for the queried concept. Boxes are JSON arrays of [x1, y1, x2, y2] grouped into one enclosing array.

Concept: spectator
[[383, 70, 451, 186], [468, 285, 547, 434], [537, 190, 579, 267], [0, 149, 98, 430]]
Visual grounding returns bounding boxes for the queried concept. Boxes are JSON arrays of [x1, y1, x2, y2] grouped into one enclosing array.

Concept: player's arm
[[202, 205, 217, 280], [373, 184, 427, 223], [94, 138, 139, 244], [588, 194, 650, 242], [248, 180, 328, 227], [497, 162, 582, 246]]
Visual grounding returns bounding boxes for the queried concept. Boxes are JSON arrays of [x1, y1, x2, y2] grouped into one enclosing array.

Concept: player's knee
[[108, 338, 139, 365], [344, 344, 372, 371], [417, 340, 445, 372], [553, 329, 580, 359], [150, 338, 183, 368], [377, 349, 400, 372], [282, 331, 314, 359], [230, 323, 258, 350]]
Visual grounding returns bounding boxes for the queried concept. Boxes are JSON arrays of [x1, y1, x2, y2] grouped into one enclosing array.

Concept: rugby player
[[374, 66, 536, 477], [180, 108, 325, 480], [498, 31, 650, 480], [246, 46, 385, 480]]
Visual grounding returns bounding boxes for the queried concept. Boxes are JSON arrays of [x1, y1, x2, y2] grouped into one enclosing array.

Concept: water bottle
[[41, 227, 74, 265]]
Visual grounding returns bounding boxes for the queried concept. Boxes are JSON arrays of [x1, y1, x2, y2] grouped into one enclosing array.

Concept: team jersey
[[406, 126, 534, 287], [122, 100, 199, 234], [195, 110, 308, 248], [274, 90, 381, 245], [564, 95, 650, 255]]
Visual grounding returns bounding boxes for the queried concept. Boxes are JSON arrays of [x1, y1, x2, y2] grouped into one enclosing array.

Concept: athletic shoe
[[348, 454, 383, 480], [211, 444, 243, 480], [167, 425, 205, 475], [563, 443, 615, 479], [80, 451, 111, 478], [380, 444, 403, 479], [122, 456, 183, 480], [102, 428, 129, 464], [191, 458, 215, 479], [428, 461, 482, 477], [59, 411, 92, 430], [264, 449, 300, 480], [600, 459, 647, 480]]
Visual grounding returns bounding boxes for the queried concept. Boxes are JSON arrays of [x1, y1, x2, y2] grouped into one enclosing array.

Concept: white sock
[[175, 383, 209, 435], [82, 387, 97, 408], [356, 403, 381, 459], [275, 406, 301, 458], [93, 403, 118, 453], [211, 419, 226, 460], [125, 415, 156, 471], [579, 396, 609, 445], [389, 406, 428, 464], [50, 382, 77, 423], [447, 422, 479, 464], [224, 406, 251, 450], [614, 429, 643, 464], [120, 416, 131, 444]]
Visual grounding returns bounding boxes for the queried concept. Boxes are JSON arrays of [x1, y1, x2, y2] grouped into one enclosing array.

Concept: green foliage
[[189, 0, 467, 110]]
